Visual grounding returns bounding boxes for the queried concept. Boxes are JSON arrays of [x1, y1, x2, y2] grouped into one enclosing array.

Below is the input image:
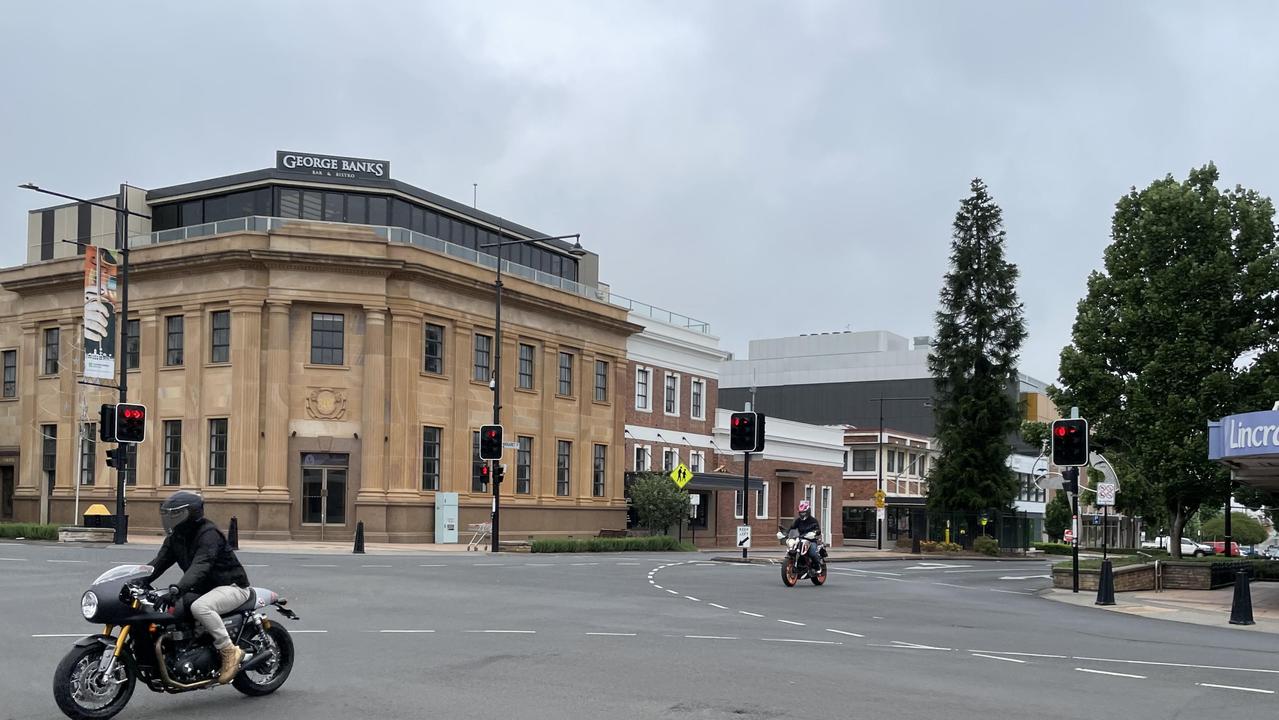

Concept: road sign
[[1064, 528, 1075, 543], [502, 441, 520, 449], [1096, 481, 1117, 507], [669, 463, 694, 489], [873, 490, 886, 509], [736, 525, 752, 548]]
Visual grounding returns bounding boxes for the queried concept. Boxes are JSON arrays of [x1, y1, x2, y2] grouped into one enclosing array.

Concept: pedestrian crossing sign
[[669, 463, 694, 489]]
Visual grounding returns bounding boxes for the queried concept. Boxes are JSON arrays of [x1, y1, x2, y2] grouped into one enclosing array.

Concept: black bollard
[[1229, 569, 1254, 625], [227, 516, 239, 551], [1095, 558, 1116, 606], [353, 521, 366, 555]]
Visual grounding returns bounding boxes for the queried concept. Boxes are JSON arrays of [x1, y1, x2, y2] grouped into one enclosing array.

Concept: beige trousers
[[190, 585, 252, 650]]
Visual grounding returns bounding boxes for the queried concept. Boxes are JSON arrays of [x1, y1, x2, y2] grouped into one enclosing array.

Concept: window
[[279, 188, 301, 218], [324, 193, 344, 222], [165, 316, 183, 366], [310, 313, 344, 365], [594, 360, 609, 402], [734, 490, 745, 519], [558, 352, 574, 396], [2, 349, 15, 397], [301, 191, 322, 220], [367, 196, 388, 226], [347, 194, 367, 224], [473, 334, 492, 382], [689, 450, 704, 473], [122, 443, 137, 486], [635, 367, 651, 410], [851, 449, 876, 472], [43, 327, 59, 375], [41, 425, 56, 491], [634, 445, 650, 472], [210, 311, 230, 363], [843, 451, 850, 472], [471, 431, 488, 493], [691, 379, 705, 419], [517, 436, 533, 494], [208, 419, 228, 486], [918, 455, 928, 477], [664, 373, 679, 415], [908, 453, 918, 477], [518, 344, 535, 389], [124, 319, 140, 370], [897, 451, 906, 475], [592, 445, 607, 497], [421, 427, 441, 491], [80, 423, 96, 486], [886, 450, 896, 473], [423, 323, 445, 374], [756, 481, 769, 519], [805, 485, 815, 508], [163, 420, 182, 486], [663, 448, 678, 471], [556, 440, 571, 496]]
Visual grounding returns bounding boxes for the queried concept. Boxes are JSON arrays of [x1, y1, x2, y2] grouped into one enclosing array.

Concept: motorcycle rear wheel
[[53, 642, 135, 720], [781, 558, 799, 587], [232, 623, 295, 696]]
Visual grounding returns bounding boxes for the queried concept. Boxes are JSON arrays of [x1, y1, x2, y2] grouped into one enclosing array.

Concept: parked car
[[1209, 541, 1242, 556], [1141, 537, 1214, 557], [1266, 545, 1279, 560]]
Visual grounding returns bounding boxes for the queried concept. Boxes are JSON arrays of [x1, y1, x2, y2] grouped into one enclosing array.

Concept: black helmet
[[159, 490, 204, 535]]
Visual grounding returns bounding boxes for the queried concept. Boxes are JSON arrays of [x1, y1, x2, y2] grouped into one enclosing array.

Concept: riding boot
[[217, 644, 244, 684]]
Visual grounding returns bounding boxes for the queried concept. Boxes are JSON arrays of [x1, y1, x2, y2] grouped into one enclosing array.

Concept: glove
[[162, 585, 181, 604]]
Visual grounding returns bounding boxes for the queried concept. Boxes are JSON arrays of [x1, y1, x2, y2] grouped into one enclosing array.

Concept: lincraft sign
[[276, 151, 390, 181]]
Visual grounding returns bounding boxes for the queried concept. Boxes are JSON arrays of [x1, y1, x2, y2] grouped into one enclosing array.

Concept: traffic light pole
[[114, 185, 130, 545], [1068, 467, 1079, 593], [742, 451, 751, 560]]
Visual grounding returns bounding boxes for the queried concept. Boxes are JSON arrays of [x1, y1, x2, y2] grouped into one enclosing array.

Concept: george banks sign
[[1208, 410, 1279, 461], [276, 151, 390, 181]]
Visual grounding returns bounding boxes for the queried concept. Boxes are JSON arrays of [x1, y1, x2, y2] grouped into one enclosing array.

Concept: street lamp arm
[[19, 183, 152, 220]]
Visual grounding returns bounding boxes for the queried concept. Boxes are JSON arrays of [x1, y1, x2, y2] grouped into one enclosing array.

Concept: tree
[[1020, 421, 1049, 450], [1044, 491, 1071, 543], [1202, 512, 1269, 547], [928, 179, 1028, 512], [628, 473, 690, 534], [1051, 164, 1279, 558]]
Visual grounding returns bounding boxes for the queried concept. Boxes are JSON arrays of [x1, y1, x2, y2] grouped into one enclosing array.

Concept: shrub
[[973, 536, 1000, 556], [1033, 542, 1073, 555], [627, 473, 690, 534], [0, 523, 59, 541], [531, 536, 696, 553], [920, 540, 963, 553]]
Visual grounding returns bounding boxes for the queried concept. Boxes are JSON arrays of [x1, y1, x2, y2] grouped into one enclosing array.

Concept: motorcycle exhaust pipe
[[239, 651, 272, 674]]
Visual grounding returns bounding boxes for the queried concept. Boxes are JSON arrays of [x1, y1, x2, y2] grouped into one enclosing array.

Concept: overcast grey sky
[[4, 1, 1278, 383]]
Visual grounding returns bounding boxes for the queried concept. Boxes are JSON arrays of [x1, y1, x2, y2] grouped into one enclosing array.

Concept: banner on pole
[[82, 246, 119, 380]]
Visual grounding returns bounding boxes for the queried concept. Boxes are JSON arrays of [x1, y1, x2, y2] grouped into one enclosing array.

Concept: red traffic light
[[480, 465, 490, 476], [122, 408, 144, 420], [1055, 425, 1067, 437]]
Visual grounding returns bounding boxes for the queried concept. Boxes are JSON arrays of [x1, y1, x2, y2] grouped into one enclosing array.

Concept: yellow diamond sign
[[873, 490, 886, 509], [669, 463, 694, 489]]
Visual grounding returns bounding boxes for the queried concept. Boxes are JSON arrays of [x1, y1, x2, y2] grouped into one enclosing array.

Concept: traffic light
[[1050, 418, 1088, 466], [729, 412, 766, 452], [494, 464, 506, 485], [115, 403, 147, 444], [105, 447, 124, 469], [99, 404, 117, 442], [478, 464, 491, 486], [479, 425, 503, 460]]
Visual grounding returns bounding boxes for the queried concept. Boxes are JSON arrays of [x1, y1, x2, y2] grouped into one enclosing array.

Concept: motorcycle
[[777, 528, 828, 587], [53, 564, 299, 720]]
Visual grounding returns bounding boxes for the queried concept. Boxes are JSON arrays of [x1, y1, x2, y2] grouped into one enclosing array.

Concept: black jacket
[[788, 514, 822, 538], [147, 518, 249, 595]]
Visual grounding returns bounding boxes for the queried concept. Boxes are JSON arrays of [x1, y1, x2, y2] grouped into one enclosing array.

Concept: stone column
[[138, 311, 160, 491], [386, 313, 419, 495], [261, 301, 292, 496], [228, 301, 262, 492], [451, 322, 475, 495], [181, 306, 204, 489], [18, 324, 40, 520], [358, 308, 388, 496]]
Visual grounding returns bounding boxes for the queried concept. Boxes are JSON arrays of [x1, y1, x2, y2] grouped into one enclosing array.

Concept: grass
[[0, 523, 60, 541], [531, 536, 697, 553]]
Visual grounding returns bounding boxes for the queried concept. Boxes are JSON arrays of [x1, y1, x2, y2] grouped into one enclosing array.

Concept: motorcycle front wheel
[[810, 561, 828, 586], [781, 557, 799, 587], [53, 642, 136, 720], [232, 623, 295, 696]]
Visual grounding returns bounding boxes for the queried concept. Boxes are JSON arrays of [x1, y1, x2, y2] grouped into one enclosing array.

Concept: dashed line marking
[[777, 619, 805, 626], [708, 603, 729, 610], [834, 568, 902, 577], [378, 629, 435, 633], [419, 564, 448, 567], [685, 596, 701, 602], [300, 564, 338, 568], [586, 632, 637, 636], [1076, 668, 1145, 679], [826, 629, 864, 638], [931, 582, 970, 589], [243, 564, 270, 568], [1071, 657, 1279, 675], [685, 635, 737, 640], [665, 589, 679, 595], [761, 638, 840, 645], [473, 563, 506, 567], [570, 562, 599, 566], [46, 559, 88, 564], [288, 630, 329, 634], [361, 564, 393, 568], [967, 650, 1065, 659], [739, 611, 764, 618], [465, 630, 536, 634], [653, 584, 662, 589], [0, 557, 30, 562], [616, 562, 641, 566], [1196, 683, 1274, 695], [32, 633, 84, 638], [973, 653, 1026, 663], [990, 589, 1034, 595]]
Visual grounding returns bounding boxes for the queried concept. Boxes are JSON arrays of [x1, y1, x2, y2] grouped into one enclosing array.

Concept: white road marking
[[1076, 668, 1146, 679], [378, 630, 435, 633], [761, 638, 840, 645], [826, 629, 865, 638], [973, 653, 1026, 664], [891, 640, 953, 650], [0, 557, 30, 562], [361, 564, 392, 568], [1072, 657, 1279, 675], [243, 564, 270, 568], [685, 596, 701, 602], [46, 559, 88, 564], [473, 563, 506, 567], [616, 562, 641, 566], [300, 564, 338, 568], [990, 589, 1034, 595], [685, 635, 737, 640], [708, 603, 729, 610], [32, 633, 86, 638], [570, 562, 598, 566], [872, 616, 884, 620], [524, 563, 554, 567], [665, 589, 679, 595], [944, 569, 1012, 574], [1196, 683, 1274, 695], [1000, 575, 1051, 580], [288, 630, 329, 634], [419, 564, 448, 567], [833, 568, 902, 577], [653, 584, 662, 589], [586, 632, 637, 636], [931, 582, 972, 589], [777, 619, 805, 626], [906, 563, 969, 569], [967, 650, 1066, 659], [466, 630, 536, 634], [739, 611, 764, 618]]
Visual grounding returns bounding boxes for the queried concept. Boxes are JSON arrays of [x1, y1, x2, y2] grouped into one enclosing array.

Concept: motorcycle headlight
[[81, 591, 98, 620]]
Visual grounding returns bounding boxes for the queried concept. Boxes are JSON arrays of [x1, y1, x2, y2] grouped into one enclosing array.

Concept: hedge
[[1054, 556, 1279, 579], [0, 523, 60, 541], [531, 536, 697, 553]]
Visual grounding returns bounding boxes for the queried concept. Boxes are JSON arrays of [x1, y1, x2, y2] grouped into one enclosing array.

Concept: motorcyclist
[[145, 491, 250, 685], [787, 500, 824, 570]]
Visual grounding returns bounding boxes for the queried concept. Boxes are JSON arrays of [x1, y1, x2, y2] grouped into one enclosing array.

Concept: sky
[[3, 0, 1279, 384]]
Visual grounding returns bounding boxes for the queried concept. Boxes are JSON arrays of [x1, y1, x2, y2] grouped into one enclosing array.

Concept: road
[[2, 542, 1276, 720]]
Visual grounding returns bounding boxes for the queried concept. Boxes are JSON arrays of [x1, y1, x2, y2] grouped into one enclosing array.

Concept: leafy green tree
[[1202, 512, 1269, 547], [1044, 491, 1071, 542], [1020, 421, 1049, 450], [928, 179, 1027, 512], [1051, 164, 1279, 558], [628, 473, 690, 534]]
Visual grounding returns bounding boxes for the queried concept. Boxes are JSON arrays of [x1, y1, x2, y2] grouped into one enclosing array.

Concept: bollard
[[1095, 558, 1116, 606], [227, 516, 239, 551], [912, 534, 921, 554], [1229, 569, 1254, 625], [353, 520, 366, 555]]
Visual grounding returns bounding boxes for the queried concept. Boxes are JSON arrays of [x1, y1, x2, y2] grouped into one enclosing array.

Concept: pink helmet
[[798, 500, 811, 513]]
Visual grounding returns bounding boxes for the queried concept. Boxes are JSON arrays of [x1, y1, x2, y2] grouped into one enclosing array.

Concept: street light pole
[[480, 227, 585, 553], [20, 183, 149, 544]]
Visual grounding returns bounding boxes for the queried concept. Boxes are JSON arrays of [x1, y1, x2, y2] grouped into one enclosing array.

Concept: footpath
[[1043, 583, 1279, 634]]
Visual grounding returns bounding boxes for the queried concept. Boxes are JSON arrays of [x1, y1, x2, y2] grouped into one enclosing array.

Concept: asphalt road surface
[[2, 542, 1277, 720]]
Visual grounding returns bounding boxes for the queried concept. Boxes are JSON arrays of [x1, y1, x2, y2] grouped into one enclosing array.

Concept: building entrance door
[[301, 453, 348, 539], [780, 482, 796, 518], [1, 466, 14, 520]]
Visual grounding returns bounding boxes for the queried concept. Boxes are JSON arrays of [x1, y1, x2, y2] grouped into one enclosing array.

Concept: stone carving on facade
[[305, 388, 347, 420]]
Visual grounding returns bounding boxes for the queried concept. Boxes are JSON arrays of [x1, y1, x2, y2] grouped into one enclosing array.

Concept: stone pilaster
[[137, 311, 160, 491], [261, 301, 291, 497], [228, 300, 262, 491], [358, 308, 388, 497], [451, 321, 475, 496], [181, 305, 203, 488], [386, 313, 418, 495]]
